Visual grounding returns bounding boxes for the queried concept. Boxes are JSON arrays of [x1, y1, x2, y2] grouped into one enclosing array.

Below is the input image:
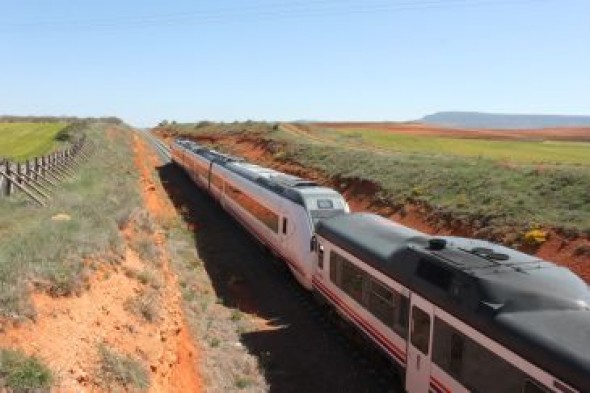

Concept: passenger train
[[171, 138, 349, 289], [170, 138, 590, 393]]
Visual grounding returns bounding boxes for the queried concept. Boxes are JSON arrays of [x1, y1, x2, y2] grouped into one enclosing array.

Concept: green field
[[0, 122, 67, 161], [320, 127, 590, 165]]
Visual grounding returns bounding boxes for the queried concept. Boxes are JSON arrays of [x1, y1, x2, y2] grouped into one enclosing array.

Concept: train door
[[406, 293, 434, 393]]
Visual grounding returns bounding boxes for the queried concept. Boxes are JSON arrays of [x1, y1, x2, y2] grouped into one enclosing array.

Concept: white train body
[[171, 139, 349, 289]]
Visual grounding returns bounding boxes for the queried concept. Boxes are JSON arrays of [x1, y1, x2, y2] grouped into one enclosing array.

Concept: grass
[[0, 123, 141, 320], [98, 345, 149, 391], [286, 143, 590, 236], [0, 348, 52, 390], [0, 122, 67, 161], [131, 233, 162, 266], [136, 268, 163, 289], [159, 122, 590, 237], [124, 290, 160, 322], [327, 127, 590, 165]]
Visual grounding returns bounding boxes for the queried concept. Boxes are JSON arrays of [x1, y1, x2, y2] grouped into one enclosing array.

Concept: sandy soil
[[172, 132, 590, 283], [0, 134, 201, 392]]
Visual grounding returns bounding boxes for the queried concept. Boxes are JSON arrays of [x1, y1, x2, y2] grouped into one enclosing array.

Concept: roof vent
[[471, 247, 509, 261], [488, 253, 509, 261], [428, 238, 447, 250]]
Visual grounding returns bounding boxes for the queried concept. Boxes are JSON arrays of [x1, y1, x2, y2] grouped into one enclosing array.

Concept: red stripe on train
[[431, 377, 451, 393]]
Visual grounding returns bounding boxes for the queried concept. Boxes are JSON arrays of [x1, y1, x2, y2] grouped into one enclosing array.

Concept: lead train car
[[314, 213, 590, 393], [171, 138, 349, 289]]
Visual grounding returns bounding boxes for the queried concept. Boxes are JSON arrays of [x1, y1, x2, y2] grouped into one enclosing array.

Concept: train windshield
[[304, 195, 347, 226]]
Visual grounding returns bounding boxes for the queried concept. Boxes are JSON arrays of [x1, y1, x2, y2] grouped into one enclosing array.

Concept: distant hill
[[420, 112, 590, 129]]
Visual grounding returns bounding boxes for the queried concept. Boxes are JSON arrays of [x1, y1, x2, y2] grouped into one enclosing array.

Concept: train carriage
[[314, 213, 590, 393], [171, 138, 349, 288]]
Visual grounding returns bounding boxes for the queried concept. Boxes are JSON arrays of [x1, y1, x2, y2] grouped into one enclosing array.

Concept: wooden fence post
[[0, 160, 6, 197], [7, 162, 15, 196]]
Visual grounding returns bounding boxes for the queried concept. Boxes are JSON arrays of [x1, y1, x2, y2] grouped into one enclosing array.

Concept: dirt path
[[0, 134, 201, 392]]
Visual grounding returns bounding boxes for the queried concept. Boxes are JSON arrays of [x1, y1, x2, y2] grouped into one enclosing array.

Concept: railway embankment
[[0, 124, 201, 392], [154, 122, 590, 283]]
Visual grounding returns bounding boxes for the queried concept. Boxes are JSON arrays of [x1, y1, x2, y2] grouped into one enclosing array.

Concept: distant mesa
[[419, 112, 590, 129]]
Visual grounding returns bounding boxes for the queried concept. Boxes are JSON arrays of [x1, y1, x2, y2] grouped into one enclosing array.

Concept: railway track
[[138, 129, 404, 392], [138, 128, 171, 163]]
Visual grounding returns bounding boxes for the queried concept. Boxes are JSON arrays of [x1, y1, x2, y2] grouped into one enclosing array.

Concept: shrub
[[124, 290, 160, 323], [131, 234, 161, 266], [98, 345, 149, 390], [125, 290, 160, 322], [0, 348, 52, 390], [135, 268, 162, 289], [523, 229, 548, 245]]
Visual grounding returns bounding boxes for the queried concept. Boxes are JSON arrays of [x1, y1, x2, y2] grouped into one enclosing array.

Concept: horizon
[[1, 0, 589, 127], [4, 110, 590, 129]]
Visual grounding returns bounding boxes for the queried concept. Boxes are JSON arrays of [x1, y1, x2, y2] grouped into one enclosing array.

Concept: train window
[[416, 259, 453, 291], [211, 172, 224, 190], [226, 184, 279, 233], [340, 257, 365, 304], [449, 332, 464, 377], [434, 317, 525, 392], [318, 245, 324, 269], [367, 279, 395, 327], [282, 217, 287, 235], [394, 295, 409, 339], [411, 307, 431, 354], [330, 251, 340, 284]]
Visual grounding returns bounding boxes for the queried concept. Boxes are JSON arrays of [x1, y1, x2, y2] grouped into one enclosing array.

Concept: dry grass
[[166, 223, 267, 392], [0, 123, 141, 320], [131, 234, 162, 266], [124, 290, 160, 323], [97, 344, 149, 391]]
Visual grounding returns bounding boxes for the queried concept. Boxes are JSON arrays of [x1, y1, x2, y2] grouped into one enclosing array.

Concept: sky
[[0, 0, 589, 127]]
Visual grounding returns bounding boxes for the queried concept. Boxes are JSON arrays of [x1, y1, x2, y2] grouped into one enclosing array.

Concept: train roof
[[174, 138, 343, 206], [317, 213, 590, 392]]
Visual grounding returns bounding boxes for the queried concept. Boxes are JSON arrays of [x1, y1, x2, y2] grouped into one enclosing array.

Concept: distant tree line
[[0, 115, 123, 124], [55, 121, 91, 142]]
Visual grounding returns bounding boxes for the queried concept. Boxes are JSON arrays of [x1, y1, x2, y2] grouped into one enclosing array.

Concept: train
[[170, 138, 590, 393], [170, 138, 349, 289]]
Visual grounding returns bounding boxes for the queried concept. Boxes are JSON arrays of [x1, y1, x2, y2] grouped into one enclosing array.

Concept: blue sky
[[0, 0, 588, 126]]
